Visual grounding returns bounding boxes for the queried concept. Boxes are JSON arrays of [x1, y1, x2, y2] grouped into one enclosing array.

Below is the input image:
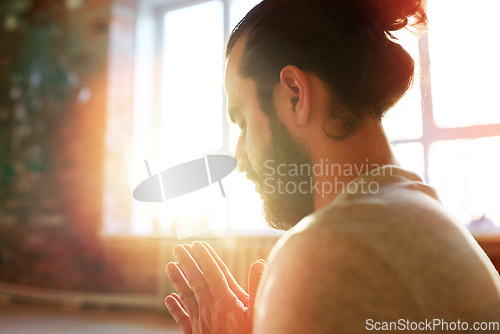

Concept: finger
[[257, 259, 266, 264], [171, 293, 186, 312], [248, 260, 266, 305], [200, 241, 250, 304], [166, 262, 199, 318], [172, 261, 195, 301], [165, 294, 193, 334], [247, 260, 266, 322], [192, 241, 230, 298], [174, 259, 193, 284], [176, 244, 194, 277], [183, 243, 194, 255], [173, 245, 213, 304]]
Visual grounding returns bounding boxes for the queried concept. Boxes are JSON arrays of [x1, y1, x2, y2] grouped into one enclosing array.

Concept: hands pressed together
[[165, 241, 266, 334]]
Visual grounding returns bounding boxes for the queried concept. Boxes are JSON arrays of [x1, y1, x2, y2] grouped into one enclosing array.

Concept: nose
[[234, 134, 250, 173]]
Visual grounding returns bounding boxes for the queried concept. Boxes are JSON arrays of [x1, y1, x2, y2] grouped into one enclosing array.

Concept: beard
[[245, 116, 315, 231]]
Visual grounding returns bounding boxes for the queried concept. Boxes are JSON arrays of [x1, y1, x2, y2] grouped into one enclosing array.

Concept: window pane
[[157, 172, 230, 239], [427, 0, 500, 128], [392, 142, 424, 179], [382, 30, 423, 141], [428, 137, 500, 228], [162, 1, 224, 155]]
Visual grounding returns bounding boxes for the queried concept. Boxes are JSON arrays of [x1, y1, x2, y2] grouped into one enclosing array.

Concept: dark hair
[[226, 0, 427, 139]]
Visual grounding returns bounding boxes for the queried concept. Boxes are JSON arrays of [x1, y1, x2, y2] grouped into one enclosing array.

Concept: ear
[[279, 65, 310, 127]]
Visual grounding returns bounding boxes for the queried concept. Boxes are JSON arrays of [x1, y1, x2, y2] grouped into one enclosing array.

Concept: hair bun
[[350, 0, 427, 35]]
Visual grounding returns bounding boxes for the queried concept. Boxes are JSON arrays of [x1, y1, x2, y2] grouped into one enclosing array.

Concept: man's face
[[225, 41, 315, 230]]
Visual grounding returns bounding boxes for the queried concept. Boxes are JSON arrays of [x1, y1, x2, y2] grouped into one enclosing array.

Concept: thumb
[[248, 260, 266, 307]]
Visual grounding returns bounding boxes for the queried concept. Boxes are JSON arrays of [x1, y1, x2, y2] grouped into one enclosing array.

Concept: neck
[[309, 118, 399, 211]]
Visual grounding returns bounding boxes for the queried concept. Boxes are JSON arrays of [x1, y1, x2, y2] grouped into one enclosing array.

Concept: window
[[384, 0, 500, 233], [105, 0, 500, 237]]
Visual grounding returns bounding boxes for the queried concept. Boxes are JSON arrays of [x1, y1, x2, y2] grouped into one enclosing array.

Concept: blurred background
[[0, 0, 499, 333]]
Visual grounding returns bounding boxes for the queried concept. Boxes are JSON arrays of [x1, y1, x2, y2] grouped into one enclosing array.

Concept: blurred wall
[[0, 0, 160, 294]]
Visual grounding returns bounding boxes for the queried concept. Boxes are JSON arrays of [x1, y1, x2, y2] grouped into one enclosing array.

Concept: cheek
[[246, 111, 271, 166]]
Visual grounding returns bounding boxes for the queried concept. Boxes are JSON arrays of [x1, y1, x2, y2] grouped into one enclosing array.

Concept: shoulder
[[308, 165, 454, 235], [252, 168, 452, 332], [253, 227, 423, 334]]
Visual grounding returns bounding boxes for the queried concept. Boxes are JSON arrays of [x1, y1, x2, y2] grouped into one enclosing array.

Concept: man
[[164, 0, 500, 332]]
